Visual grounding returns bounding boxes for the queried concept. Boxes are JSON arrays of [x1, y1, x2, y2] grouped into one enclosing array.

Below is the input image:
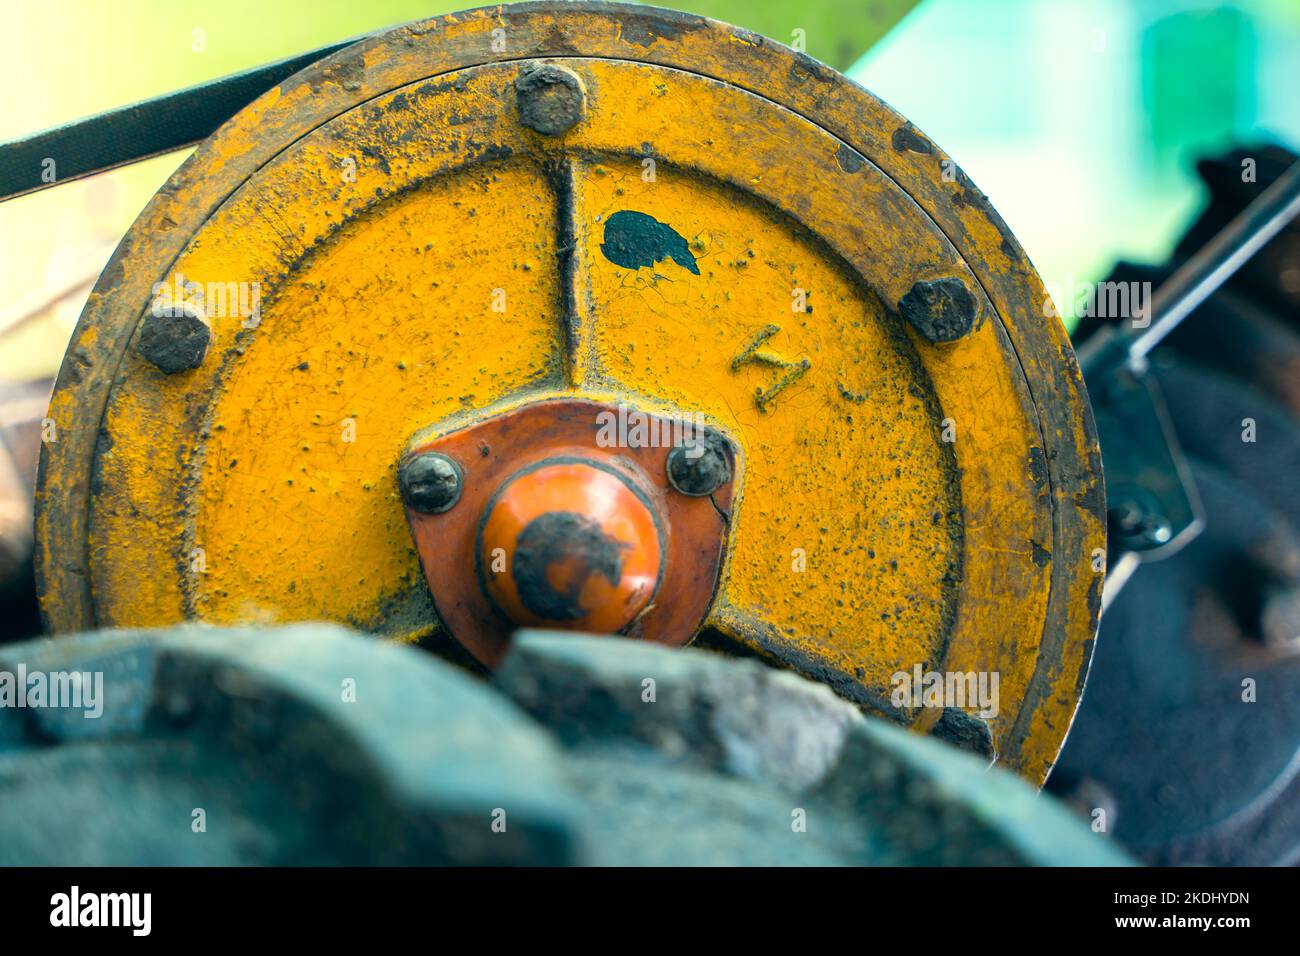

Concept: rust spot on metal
[[1086, 574, 1103, 622], [836, 381, 870, 404], [536, 24, 581, 56], [949, 165, 1021, 261], [306, 56, 366, 96], [1074, 477, 1106, 518]]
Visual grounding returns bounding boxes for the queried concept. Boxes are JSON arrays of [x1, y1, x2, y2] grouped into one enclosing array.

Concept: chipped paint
[[36, 3, 1103, 786]]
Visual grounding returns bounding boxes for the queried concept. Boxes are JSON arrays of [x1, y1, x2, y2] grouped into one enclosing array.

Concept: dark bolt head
[[898, 276, 977, 343], [667, 435, 731, 497], [1108, 496, 1172, 550], [399, 453, 463, 514], [136, 304, 211, 374], [515, 62, 586, 136]]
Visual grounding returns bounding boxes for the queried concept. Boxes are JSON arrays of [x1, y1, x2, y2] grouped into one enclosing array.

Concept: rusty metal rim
[[35, 1, 1102, 780]]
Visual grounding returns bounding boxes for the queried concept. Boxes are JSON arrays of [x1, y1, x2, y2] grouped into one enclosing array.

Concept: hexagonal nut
[[898, 277, 978, 343], [136, 304, 211, 374], [515, 62, 587, 136]]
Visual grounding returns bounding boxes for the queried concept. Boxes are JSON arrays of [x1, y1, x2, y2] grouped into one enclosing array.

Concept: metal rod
[[0, 35, 374, 204], [1128, 160, 1300, 364], [1085, 159, 1300, 612]]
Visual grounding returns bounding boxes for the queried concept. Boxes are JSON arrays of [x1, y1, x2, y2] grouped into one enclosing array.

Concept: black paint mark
[[788, 53, 836, 86], [620, 12, 704, 47], [1085, 577, 1103, 624], [1028, 446, 1048, 490], [600, 210, 699, 275], [513, 511, 626, 620], [836, 381, 869, 404], [891, 123, 933, 155], [948, 165, 1021, 261], [835, 144, 865, 173]]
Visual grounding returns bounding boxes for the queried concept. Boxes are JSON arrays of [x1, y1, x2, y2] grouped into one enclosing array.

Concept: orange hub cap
[[477, 459, 665, 632]]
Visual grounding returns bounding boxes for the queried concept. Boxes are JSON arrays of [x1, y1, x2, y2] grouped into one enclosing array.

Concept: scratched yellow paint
[[49, 8, 1101, 784], [562, 60, 1052, 748], [579, 155, 960, 690], [87, 386, 188, 626], [193, 169, 560, 629], [88, 57, 1046, 749], [90, 65, 564, 632]]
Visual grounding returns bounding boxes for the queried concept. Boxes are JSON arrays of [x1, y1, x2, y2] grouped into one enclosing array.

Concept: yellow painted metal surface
[[96, 164, 563, 636], [37, 3, 1103, 784]]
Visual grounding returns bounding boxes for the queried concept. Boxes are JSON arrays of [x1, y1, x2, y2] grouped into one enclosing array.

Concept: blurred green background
[[2, 0, 1298, 380]]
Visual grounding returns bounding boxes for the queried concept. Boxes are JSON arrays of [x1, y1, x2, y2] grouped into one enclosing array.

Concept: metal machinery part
[[1075, 152, 1300, 606], [32, 2, 1104, 788], [1056, 146, 1300, 865]]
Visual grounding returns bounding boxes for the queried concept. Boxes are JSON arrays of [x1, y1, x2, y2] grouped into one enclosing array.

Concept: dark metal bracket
[[1088, 362, 1203, 562]]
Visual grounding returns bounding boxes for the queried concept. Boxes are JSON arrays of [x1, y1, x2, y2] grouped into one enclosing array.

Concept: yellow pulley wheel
[[35, 2, 1104, 784]]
